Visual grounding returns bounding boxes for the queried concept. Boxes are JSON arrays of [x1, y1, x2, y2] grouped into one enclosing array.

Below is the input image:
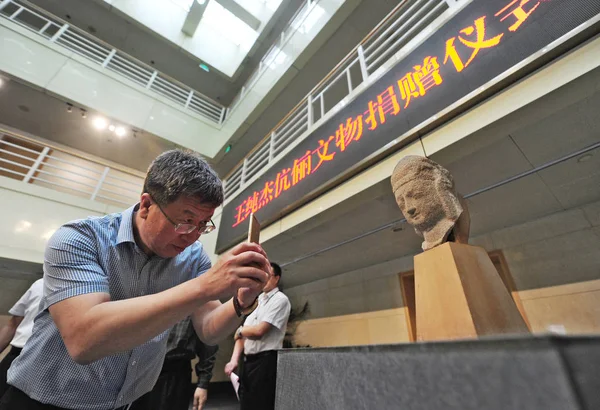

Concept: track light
[[66, 103, 73, 113], [81, 109, 87, 119], [115, 126, 126, 137], [93, 117, 108, 130]]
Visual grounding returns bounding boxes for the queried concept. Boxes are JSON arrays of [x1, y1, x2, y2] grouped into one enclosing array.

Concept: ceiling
[[26, 0, 304, 104], [263, 65, 600, 289], [0, 78, 179, 172], [0, 0, 400, 176], [98, 0, 286, 77]]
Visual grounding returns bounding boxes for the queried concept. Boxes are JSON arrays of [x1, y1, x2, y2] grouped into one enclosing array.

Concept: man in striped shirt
[[0, 150, 270, 410]]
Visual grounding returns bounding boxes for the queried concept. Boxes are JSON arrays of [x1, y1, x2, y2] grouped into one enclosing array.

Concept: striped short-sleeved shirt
[[7, 204, 211, 410]]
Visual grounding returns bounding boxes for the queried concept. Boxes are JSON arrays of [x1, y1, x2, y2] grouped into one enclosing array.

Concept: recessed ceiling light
[[199, 63, 210, 72], [577, 153, 593, 163], [15, 220, 32, 233], [115, 126, 126, 137], [93, 117, 108, 130], [108, 124, 116, 132]]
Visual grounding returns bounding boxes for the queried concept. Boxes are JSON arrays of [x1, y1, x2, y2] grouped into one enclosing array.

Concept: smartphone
[[248, 213, 260, 244]]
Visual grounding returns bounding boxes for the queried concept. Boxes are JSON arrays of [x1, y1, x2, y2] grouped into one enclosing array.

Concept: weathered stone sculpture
[[391, 156, 470, 251]]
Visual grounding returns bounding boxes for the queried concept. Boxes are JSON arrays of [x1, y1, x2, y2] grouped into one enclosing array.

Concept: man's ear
[[138, 193, 152, 220]]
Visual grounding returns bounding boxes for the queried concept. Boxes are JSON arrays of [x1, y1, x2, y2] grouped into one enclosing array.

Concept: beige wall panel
[[294, 309, 409, 347], [366, 312, 410, 344], [521, 290, 600, 334]]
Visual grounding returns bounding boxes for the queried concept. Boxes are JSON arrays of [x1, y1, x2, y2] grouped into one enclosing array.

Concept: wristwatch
[[235, 326, 243, 339]]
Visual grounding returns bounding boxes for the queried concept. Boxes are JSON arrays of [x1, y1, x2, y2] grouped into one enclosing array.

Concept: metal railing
[[223, 0, 455, 200], [0, 130, 144, 208], [228, 0, 321, 115], [0, 0, 227, 125]]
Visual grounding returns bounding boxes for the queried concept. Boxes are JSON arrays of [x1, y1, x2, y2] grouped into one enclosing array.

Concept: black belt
[[161, 357, 192, 372], [244, 350, 277, 362]]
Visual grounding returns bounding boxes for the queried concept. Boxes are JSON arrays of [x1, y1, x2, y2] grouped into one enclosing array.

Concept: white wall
[[0, 177, 122, 263]]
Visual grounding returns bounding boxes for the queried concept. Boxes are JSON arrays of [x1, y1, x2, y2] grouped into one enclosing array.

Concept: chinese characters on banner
[[232, 0, 542, 228]]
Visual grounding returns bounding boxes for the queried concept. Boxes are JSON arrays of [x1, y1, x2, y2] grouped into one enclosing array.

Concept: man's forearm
[[192, 299, 243, 345], [0, 317, 21, 352], [52, 277, 210, 364], [238, 322, 272, 340], [0, 324, 16, 352], [230, 337, 244, 363], [195, 343, 218, 389]]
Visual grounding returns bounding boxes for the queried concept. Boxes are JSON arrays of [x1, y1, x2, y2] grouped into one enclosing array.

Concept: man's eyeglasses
[[152, 199, 215, 235]]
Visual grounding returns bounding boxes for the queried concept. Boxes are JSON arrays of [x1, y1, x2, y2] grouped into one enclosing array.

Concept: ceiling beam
[[182, 0, 210, 37], [215, 0, 261, 31]]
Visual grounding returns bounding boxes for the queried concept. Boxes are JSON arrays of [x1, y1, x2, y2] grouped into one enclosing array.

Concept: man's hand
[[198, 242, 271, 301], [193, 387, 208, 410], [237, 256, 273, 306], [224, 360, 238, 377], [237, 287, 259, 309]]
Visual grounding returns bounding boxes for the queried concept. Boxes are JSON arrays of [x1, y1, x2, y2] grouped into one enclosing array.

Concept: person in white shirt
[[0, 278, 44, 397], [224, 263, 290, 410]]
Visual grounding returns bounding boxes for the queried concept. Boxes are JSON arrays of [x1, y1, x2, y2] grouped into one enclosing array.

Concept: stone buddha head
[[391, 155, 470, 251]]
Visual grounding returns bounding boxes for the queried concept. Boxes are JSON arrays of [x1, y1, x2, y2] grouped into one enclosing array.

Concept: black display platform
[[275, 336, 599, 410]]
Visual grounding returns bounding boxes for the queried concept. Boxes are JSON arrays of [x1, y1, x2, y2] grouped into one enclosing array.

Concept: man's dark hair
[[143, 150, 223, 207], [271, 262, 282, 277]]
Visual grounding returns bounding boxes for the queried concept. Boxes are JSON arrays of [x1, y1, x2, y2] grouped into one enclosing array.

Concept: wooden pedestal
[[414, 242, 529, 341]]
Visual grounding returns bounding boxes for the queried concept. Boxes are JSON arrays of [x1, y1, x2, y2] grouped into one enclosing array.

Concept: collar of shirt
[[116, 203, 138, 246], [260, 287, 280, 304]]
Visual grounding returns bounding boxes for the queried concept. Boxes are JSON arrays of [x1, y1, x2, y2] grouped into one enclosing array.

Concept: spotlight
[[0, 77, 4, 88], [108, 124, 115, 132], [115, 126, 126, 137], [93, 117, 108, 130], [66, 103, 73, 113], [81, 109, 87, 119]]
